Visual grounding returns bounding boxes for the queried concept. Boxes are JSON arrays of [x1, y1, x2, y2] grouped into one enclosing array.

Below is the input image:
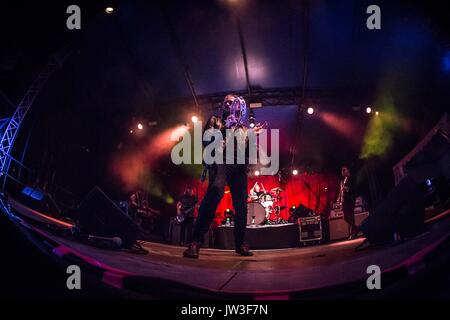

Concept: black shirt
[[180, 194, 198, 218], [341, 175, 356, 205], [255, 191, 264, 197]]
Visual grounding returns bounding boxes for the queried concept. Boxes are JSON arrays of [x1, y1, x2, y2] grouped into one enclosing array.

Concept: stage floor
[[5, 197, 450, 298], [29, 215, 450, 297]]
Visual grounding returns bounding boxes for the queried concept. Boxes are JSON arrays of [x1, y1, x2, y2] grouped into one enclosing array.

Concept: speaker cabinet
[[329, 212, 369, 241], [360, 176, 425, 245], [78, 187, 141, 248]]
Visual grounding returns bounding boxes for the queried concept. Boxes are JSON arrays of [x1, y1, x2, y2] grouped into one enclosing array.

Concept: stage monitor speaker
[[360, 176, 425, 245], [77, 186, 141, 248], [293, 204, 315, 218], [20, 186, 61, 218]]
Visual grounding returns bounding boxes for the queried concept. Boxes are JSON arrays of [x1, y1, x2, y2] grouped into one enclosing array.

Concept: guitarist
[[176, 185, 198, 244]]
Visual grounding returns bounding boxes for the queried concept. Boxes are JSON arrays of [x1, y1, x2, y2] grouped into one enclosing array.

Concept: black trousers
[[181, 217, 195, 244], [192, 164, 248, 249], [343, 199, 357, 234]]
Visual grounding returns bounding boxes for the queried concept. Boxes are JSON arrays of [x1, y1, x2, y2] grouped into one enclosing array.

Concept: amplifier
[[330, 206, 365, 218], [355, 211, 369, 228], [329, 211, 370, 241], [298, 216, 322, 245], [329, 209, 343, 219]]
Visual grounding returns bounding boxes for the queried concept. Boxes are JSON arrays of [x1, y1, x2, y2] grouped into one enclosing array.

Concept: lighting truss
[[0, 49, 70, 188]]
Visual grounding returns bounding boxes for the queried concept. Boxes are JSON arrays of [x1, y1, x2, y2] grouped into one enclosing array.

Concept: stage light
[[137, 123, 143, 130], [105, 7, 114, 14], [249, 110, 255, 128], [442, 50, 450, 73], [375, 111, 380, 116], [254, 170, 260, 176], [366, 107, 372, 114], [191, 115, 198, 123], [307, 107, 314, 115], [292, 169, 298, 175], [249, 102, 262, 109], [129, 129, 133, 134]]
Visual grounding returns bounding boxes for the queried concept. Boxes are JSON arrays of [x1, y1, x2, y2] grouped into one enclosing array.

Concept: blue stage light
[[443, 51, 450, 73]]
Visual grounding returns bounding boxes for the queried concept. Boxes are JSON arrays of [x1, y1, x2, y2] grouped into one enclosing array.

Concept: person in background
[[249, 181, 266, 200], [176, 185, 198, 244], [338, 165, 358, 240]]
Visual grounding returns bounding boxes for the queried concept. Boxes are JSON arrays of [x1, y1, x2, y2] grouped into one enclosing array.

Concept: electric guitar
[[176, 205, 197, 223]]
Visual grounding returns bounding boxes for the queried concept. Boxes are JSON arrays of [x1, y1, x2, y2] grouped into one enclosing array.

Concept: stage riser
[[214, 224, 299, 250], [168, 220, 213, 247]]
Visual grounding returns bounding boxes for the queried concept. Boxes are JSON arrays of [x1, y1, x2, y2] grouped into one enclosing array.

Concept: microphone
[[73, 230, 123, 250], [86, 235, 123, 249]]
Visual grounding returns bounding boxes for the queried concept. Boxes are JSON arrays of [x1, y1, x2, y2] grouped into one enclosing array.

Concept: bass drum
[[247, 202, 266, 225]]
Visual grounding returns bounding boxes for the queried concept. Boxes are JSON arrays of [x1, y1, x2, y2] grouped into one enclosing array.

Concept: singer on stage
[[338, 165, 358, 240], [183, 94, 264, 258]]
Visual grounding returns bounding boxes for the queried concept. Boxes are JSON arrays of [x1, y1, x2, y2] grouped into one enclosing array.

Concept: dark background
[[1, 0, 450, 299]]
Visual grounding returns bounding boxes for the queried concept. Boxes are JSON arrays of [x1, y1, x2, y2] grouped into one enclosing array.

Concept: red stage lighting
[[307, 107, 314, 115]]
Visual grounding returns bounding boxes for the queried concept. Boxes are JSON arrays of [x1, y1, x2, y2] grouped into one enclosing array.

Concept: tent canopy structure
[[2, 0, 446, 111], [393, 114, 450, 185]]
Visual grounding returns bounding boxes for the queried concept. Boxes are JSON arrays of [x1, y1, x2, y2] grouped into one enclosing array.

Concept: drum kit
[[247, 187, 287, 225]]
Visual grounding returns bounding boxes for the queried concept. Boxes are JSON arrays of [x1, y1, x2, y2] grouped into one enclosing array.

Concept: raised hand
[[252, 121, 268, 135]]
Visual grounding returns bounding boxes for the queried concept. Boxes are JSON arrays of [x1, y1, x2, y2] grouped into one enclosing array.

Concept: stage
[[6, 196, 450, 299], [214, 223, 300, 249]]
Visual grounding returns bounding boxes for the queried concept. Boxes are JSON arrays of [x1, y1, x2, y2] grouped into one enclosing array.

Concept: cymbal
[[271, 187, 284, 192]]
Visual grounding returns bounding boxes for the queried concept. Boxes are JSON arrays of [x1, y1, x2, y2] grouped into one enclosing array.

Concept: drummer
[[249, 182, 267, 200]]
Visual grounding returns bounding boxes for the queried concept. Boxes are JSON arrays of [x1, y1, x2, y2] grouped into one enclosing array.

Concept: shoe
[[183, 242, 200, 259], [235, 244, 253, 256], [347, 234, 357, 240], [355, 239, 371, 252]]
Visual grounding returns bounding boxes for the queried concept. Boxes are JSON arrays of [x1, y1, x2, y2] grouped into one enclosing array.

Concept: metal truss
[[0, 49, 70, 187], [0, 118, 10, 135], [162, 86, 372, 113]]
